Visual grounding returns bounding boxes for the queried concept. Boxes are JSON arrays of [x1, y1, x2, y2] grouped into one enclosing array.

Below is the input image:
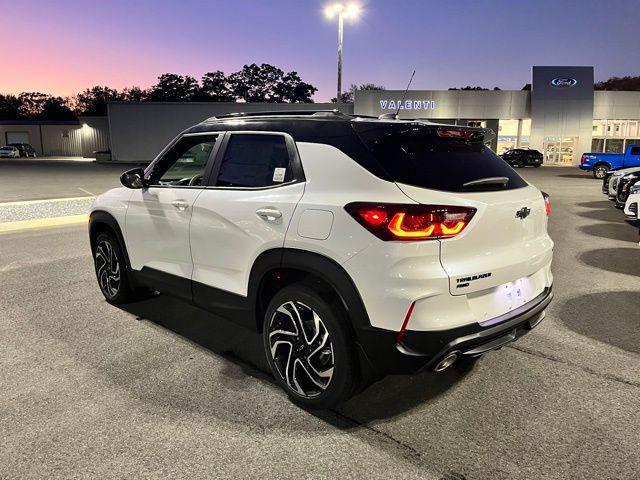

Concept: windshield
[[354, 124, 527, 192]]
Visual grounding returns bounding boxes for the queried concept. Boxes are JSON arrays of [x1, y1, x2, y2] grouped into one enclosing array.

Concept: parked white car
[[624, 184, 640, 227], [88, 111, 554, 408], [605, 167, 640, 199], [0, 146, 20, 158]]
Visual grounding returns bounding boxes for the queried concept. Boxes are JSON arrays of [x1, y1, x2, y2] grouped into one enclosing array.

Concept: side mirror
[[120, 168, 147, 189]]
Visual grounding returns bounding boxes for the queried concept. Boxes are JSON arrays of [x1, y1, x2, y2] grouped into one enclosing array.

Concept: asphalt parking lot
[[1, 165, 639, 479]]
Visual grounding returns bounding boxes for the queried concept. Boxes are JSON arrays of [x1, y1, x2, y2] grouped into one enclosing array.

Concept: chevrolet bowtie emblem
[[516, 207, 531, 219]]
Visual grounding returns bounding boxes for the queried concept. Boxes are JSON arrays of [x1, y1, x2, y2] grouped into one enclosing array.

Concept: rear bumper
[[356, 287, 553, 375], [578, 165, 592, 171]]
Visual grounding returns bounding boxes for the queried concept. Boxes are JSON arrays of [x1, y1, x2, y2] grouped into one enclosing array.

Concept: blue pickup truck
[[579, 144, 640, 179]]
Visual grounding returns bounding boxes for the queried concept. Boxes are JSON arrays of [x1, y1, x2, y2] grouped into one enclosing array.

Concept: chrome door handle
[[172, 200, 190, 211], [256, 207, 282, 222]]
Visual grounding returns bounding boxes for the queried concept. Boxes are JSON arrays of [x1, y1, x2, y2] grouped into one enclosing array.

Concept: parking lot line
[[0, 214, 88, 234], [0, 196, 94, 207]]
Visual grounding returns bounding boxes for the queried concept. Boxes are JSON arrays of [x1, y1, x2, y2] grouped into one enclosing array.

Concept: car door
[[189, 132, 305, 319], [125, 133, 221, 299]]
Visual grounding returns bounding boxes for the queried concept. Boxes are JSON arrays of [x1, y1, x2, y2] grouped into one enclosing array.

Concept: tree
[[228, 64, 317, 103], [331, 83, 386, 103], [0, 94, 21, 120], [74, 86, 124, 116], [595, 76, 640, 91], [39, 96, 76, 120], [122, 86, 148, 102], [17, 92, 50, 118], [193, 71, 235, 102], [148, 74, 199, 101], [272, 71, 317, 103]]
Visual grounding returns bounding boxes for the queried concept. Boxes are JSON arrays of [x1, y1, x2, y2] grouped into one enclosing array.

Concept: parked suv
[[500, 148, 543, 168], [89, 111, 554, 408]]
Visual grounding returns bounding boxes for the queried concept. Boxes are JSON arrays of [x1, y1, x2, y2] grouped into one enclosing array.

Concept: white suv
[[89, 111, 554, 408]]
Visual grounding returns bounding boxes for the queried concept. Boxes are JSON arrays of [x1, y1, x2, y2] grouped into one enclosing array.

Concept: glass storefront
[[543, 137, 577, 165], [592, 120, 640, 153], [496, 119, 531, 153]]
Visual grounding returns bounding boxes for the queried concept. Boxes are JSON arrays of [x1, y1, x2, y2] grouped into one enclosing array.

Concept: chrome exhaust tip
[[434, 352, 459, 372]]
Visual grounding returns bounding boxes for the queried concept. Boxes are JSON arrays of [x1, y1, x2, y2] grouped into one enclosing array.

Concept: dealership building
[[3, 66, 640, 166]]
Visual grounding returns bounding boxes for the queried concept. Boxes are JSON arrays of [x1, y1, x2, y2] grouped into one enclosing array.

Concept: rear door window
[[354, 124, 527, 192], [214, 134, 293, 188]]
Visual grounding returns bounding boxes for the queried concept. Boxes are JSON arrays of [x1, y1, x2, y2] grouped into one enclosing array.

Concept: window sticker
[[273, 167, 286, 183]]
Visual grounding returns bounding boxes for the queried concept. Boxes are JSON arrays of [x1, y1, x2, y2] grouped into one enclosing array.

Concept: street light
[[324, 3, 361, 103]]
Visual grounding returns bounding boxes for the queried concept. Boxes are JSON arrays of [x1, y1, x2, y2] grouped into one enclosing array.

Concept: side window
[[215, 134, 293, 188], [630, 146, 640, 156], [148, 135, 218, 187]]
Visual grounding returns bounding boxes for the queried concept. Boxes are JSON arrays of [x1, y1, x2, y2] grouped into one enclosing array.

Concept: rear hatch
[[354, 121, 552, 298]]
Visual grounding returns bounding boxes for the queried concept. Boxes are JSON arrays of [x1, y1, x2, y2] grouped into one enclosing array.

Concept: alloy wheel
[[595, 166, 608, 179], [95, 240, 121, 298], [267, 301, 334, 398]]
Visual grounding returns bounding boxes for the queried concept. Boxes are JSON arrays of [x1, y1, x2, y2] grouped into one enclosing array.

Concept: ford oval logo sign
[[550, 77, 578, 88]]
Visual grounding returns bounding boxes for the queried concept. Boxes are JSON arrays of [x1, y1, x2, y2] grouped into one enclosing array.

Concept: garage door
[[6, 131, 30, 145]]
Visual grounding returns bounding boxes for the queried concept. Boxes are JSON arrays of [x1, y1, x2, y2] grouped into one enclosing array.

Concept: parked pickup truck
[[579, 144, 640, 179]]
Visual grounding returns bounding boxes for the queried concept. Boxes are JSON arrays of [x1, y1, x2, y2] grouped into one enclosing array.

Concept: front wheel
[[593, 165, 609, 179], [263, 285, 360, 409], [93, 232, 139, 304]]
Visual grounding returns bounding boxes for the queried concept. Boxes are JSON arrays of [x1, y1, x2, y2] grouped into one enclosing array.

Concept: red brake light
[[437, 128, 476, 139], [345, 203, 476, 241], [359, 208, 388, 227], [542, 192, 550, 216], [580, 155, 586, 165]]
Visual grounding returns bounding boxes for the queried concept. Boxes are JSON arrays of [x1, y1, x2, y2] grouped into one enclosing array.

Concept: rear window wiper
[[462, 177, 509, 191]]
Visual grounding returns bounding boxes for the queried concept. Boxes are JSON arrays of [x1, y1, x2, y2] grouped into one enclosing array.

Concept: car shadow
[[576, 201, 613, 209], [579, 247, 640, 277], [118, 295, 468, 422], [330, 363, 473, 424], [575, 208, 624, 223], [579, 223, 639, 243], [557, 174, 595, 180], [561, 292, 640, 354]]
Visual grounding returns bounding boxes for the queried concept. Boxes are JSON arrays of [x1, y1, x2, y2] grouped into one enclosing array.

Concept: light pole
[[324, 3, 361, 103]]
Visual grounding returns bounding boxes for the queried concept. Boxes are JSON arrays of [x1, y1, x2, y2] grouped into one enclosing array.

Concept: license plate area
[[466, 269, 547, 326]]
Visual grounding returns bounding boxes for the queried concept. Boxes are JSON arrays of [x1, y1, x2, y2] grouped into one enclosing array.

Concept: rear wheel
[[263, 285, 359, 409], [593, 164, 609, 179], [93, 232, 140, 304], [534, 164, 541, 168]]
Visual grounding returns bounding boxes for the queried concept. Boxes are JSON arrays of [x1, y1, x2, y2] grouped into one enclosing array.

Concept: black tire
[[593, 164, 609, 179], [534, 164, 541, 168], [93, 232, 139, 304], [263, 284, 360, 409]]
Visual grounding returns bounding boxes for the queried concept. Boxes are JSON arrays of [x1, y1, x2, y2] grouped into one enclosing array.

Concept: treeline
[[0, 63, 317, 120]]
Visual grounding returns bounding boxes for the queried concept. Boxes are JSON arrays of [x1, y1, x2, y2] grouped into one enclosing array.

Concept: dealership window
[[591, 138, 605, 152], [497, 119, 530, 153], [605, 138, 624, 154], [625, 139, 640, 150]]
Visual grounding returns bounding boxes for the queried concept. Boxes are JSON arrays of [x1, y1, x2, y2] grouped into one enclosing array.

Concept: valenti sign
[[379, 99, 437, 111]]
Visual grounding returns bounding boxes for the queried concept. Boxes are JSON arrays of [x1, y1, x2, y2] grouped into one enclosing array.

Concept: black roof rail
[[205, 109, 350, 121]]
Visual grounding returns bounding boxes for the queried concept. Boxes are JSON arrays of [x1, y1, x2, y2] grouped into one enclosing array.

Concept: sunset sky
[[1, 0, 638, 101]]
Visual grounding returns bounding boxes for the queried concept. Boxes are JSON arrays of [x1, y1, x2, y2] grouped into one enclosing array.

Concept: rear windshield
[[354, 123, 527, 192]]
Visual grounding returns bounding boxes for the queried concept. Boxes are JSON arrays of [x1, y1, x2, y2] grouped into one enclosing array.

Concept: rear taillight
[[345, 203, 476, 241], [542, 192, 550, 216], [580, 155, 586, 165], [437, 128, 476, 139]]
